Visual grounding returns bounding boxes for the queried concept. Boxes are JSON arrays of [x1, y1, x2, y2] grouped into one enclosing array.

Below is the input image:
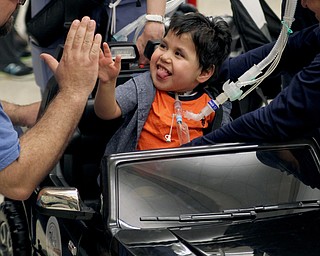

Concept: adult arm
[[136, 0, 166, 64], [189, 78, 320, 146], [218, 25, 319, 84], [188, 52, 320, 145], [187, 26, 320, 145], [0, 17, 101, 200], [2, 101, 40, 128]]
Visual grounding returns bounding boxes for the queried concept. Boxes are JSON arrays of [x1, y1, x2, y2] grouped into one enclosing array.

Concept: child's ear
[[197, 65, 215, 84]]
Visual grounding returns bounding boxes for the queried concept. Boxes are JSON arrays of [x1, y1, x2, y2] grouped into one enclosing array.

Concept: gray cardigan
[[104, 72, 156, 156], [104, 71, 232, 156]]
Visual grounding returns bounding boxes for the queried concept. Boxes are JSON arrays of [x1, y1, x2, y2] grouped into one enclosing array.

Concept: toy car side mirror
[[36, 187, 97, 220]]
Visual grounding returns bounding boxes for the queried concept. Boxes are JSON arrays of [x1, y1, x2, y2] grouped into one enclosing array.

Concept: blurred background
[[0, 0, 281, 106]]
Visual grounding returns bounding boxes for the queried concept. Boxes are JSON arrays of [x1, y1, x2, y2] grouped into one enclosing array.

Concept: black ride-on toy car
[[3, 132, 320, 255], [3, 45, 320, 255]]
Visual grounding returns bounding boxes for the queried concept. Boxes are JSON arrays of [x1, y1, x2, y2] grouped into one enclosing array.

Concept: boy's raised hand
[[98, 42, 122, 85]]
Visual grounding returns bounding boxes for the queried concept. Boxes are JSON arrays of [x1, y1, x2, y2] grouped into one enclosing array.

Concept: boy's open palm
[[99, 42, 121, 84]]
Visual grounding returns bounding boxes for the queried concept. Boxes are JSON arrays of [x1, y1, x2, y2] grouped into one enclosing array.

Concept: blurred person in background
[[28, 0, 166, 96], [0, 6, 32, 76]]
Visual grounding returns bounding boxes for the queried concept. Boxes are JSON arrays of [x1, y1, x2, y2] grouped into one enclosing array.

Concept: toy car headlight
[[108, 43, 139, 62]]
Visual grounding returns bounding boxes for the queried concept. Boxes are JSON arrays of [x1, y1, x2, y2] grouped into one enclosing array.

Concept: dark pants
[[0, 28, 24, 69]]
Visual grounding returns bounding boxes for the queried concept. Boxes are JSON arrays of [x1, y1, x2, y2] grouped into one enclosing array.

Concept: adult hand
[[136, 21, 164, 65], [41, 16, 102, 98], [0, 16, 103, 201]]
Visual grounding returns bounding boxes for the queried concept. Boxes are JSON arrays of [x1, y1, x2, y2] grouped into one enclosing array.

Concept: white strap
[[165, 114, 175, 142], [113, 0, 186, 42], [109, 0, 122, 35], [145, 14, 164, 23]]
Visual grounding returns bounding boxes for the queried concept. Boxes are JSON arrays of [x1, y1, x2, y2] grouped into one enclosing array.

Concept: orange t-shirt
[[137, 90, 215, 150]]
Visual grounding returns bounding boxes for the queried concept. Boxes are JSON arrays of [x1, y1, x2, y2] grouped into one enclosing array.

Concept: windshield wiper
[[140, 200, 320, 222], [140, 211, 256, 222], [226, 199, 320, 213]]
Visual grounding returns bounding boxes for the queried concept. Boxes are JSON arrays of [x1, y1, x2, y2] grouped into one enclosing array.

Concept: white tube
[[257, 0, 297, 71], [184, 98, 221, 121], [238, 0, 297, 100], [185, 0, 298, 121], [166, 0, 186, 15], [174, 94, 190, 144]]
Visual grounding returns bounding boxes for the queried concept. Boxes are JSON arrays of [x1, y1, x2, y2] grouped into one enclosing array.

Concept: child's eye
[[175, 51, 184, 58], [159, 43, 167, 50]]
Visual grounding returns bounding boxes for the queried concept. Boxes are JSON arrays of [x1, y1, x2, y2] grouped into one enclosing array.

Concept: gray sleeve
[[115, 72, 154, 117], [115, 78, 138, 117]]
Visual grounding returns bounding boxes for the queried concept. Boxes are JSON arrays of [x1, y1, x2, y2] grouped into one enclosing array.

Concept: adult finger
[[90, 33, 102, 61], [82, 19, 97, 52], [40, 53, 58, 74], [63, 19, 81, 52], [72, 16, 91, 50]]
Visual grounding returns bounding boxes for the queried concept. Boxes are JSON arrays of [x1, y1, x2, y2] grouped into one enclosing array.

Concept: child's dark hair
[[166, 12, 232, 73]]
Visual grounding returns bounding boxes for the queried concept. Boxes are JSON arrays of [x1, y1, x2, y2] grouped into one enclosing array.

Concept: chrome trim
[[36, 187, 81, 211]]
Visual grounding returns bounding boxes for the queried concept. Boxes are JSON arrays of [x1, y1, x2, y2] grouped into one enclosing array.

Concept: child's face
[[150, 30, 210, 93]]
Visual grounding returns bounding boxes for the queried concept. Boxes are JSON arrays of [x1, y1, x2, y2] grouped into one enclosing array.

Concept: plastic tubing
[[185, 0, 297, 121], [238, 0, 296, 99], [174, 94, 190, 144]]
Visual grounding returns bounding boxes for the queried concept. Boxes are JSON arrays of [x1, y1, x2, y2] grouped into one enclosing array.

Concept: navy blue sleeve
[[219, 42, 274, 82], [218, 25, 320, 83], [186, 25, 320, 146]]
